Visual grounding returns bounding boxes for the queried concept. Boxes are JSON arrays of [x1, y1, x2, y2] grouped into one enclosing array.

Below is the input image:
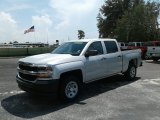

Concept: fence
[[0, 47, 55, 57]]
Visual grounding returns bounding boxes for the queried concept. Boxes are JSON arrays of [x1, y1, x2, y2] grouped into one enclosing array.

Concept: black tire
[[144, 54, 149, 60], [153, 58, 159, 61], [124, 64, 137, 81], [59, 75, 80, 102]]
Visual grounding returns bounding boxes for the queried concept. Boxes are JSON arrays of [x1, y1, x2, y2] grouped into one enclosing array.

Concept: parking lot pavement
[[0, 58, 160, 120]]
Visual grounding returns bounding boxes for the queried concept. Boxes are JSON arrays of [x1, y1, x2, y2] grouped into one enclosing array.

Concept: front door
[[84, 41, 106, 82]]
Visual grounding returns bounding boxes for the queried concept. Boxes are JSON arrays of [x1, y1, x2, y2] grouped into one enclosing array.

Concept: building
[[0, 43, 49, 48]]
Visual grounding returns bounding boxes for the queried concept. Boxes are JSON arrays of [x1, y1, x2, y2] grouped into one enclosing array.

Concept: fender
[[122, 49, 141, 72], [52, 61, 85, 81]]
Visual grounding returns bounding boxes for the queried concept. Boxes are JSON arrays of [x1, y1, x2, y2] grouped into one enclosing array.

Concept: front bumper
[[16, 75, 59, 96]]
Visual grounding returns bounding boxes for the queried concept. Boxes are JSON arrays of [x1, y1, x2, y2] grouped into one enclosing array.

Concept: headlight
[[37, 73, 52, 78], [46, 66, 53, 72], [37, 65, 52, 71], [36, 65, 53, 79]]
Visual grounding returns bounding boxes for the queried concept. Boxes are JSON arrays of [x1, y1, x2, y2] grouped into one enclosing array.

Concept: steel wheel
[[59, 75, 80, 101], [130, 66, 136, 79], [65, 81, 78, 99], [124, 64, 137, 81]]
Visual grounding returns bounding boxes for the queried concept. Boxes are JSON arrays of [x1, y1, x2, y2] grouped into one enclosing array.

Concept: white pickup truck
[[146, 41, 160, 61], [16, 39, 142, 101]]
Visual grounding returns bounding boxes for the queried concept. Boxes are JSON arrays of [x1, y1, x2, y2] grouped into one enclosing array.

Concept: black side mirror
[[85, 50, 98, 57]]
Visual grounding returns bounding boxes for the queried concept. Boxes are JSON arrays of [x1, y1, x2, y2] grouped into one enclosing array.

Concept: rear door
[[103, 41, 122, 75]]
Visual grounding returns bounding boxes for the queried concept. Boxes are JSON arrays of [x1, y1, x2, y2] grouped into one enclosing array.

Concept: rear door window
[[104, 41, 118, 53]]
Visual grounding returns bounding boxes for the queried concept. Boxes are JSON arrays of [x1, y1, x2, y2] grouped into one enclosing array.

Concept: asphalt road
[[0, 57, 160, 120]]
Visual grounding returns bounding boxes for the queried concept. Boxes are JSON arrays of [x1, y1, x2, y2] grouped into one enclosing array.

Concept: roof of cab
[[68, 38, 117, 42]]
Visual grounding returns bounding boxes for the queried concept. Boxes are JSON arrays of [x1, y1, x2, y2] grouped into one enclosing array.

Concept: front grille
[[19, 72, 37, 81], [18, 62, 48, 82], [19, 63, 38, 71]]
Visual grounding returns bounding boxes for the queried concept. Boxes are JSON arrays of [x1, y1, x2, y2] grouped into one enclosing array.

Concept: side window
[[125, 43, 128, 46], [137, 43, 141, 46], [87, 41, 103, 55], [146, 42, 152, 46], [121, 43, 124, 46], [141, 42, 144, 46], [104, 41, 118, 53], [156, 42, 160, 46]]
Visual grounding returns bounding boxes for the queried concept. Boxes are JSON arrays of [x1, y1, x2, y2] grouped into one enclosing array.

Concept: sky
[[0, 0, 104, 44]]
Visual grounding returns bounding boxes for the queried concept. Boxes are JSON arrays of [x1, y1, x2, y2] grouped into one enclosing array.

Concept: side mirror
[[85, 50, 98, 57]]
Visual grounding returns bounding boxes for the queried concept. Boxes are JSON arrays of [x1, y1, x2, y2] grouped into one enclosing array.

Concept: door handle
[[101, 57, 107, 60], [118, 55, 122, 58]]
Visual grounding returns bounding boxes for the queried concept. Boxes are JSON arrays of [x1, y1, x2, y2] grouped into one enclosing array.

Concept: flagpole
[[34, 32, 36, 43], [46, 28, 49, 44]]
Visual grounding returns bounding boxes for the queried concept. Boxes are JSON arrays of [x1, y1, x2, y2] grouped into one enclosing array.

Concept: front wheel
[[124, 64, 137, 81], [59, 75, 80, 102]]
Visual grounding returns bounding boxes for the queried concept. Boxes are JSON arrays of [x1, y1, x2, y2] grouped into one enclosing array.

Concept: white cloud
[[0, 12, 17, 27], [5, 4, 32, 12], [0, 0, 104, 44], [0, 12, 53, 44], [0, 12, 18, 42], [32, 14, 52, 27], [32, 14, 53, 43], [0, 11, 31, 43], [50, 0, 97, 13], [48, 0, 104, 41], [49, 0, 100, 29]]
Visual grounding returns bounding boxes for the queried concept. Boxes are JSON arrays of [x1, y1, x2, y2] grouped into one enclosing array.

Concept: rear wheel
[[124, 64, 137, 81], [59, 75, 80, 102], [144, 54, 149, 60]]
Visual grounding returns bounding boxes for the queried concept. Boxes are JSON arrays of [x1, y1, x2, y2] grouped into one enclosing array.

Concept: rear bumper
[[148, 53, 160, 57], [16, 75, 59, 96]]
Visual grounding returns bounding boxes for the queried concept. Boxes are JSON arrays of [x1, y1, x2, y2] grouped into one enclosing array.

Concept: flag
[[24, 26, 35, 34]]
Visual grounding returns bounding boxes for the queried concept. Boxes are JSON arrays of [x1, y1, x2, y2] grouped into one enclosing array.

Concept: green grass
[[0, 47, 55, 57]]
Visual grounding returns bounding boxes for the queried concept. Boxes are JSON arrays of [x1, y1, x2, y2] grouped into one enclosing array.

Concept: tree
[[13, 41, 18, 43], [78, 30, 85, 39], [97, 0, 160, 42], [115, 1, 160, 42], [97, 0, 132, 38]]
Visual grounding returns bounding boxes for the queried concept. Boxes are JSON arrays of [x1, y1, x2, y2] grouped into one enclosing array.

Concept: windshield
[[52, 42, 87, 56]]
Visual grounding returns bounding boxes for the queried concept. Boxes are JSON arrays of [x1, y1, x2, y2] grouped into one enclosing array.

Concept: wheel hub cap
[[130, 67, 136, 78], [65, 81, 78, 99]]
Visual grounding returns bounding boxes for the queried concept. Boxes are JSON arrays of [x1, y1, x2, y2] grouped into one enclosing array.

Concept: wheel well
[[129, 59, 137, 67], [60, 69, 83, 83]]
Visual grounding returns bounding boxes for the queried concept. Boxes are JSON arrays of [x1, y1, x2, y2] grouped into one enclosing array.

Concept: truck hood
[[19, 53, 83, 65]]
